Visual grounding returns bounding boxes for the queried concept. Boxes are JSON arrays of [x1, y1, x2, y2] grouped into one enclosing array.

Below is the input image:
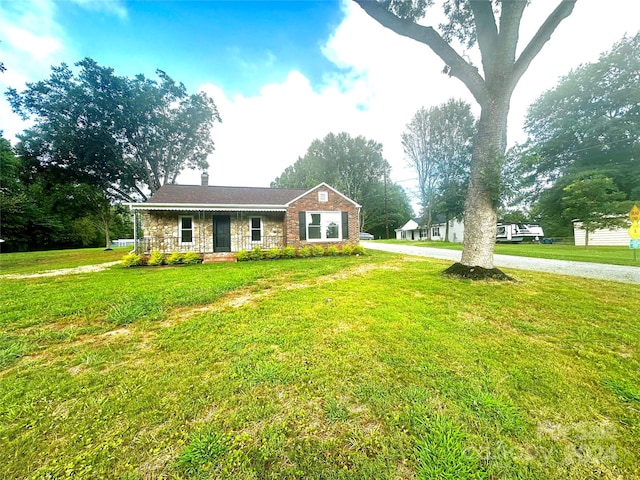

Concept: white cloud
[[3, 0, 638, 200], [0, 0, 73, 139], [183, 1, 473, 190], [70, 0, 127, 19], [185, 0, 640, 199], [5, 26, 63, 61]]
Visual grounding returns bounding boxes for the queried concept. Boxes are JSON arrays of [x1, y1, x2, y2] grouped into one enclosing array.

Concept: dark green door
[[214, 215, 231, 252]]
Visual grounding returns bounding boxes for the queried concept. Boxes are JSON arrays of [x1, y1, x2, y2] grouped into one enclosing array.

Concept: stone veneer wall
[[229, 212, 285, 251], [140, 211, 286, 253], [285, 185, 360, 249]]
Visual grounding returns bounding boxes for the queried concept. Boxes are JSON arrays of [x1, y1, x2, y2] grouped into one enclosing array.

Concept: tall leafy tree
[[272, 132, 411, 233], [1, 135, 132, 251], [524, 34, 640, 196], [402, 99, 475, 239], [6, 58, 221, 201], [359, 180, 414, 238], [272, 132, 389, 199], [521, 33, 640, 235], [561, 174, 627, 248], [355, 0, 576, 273], [402, 106, 441, 236]]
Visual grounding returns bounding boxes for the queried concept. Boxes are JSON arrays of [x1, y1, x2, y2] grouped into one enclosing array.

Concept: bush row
[[236, 244, 365, 261], [121, 251, 203, 267]]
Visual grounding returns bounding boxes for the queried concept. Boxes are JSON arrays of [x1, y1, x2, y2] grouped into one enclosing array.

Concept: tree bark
[[354, 0, 577, 272], [461, 92, 510, 268]]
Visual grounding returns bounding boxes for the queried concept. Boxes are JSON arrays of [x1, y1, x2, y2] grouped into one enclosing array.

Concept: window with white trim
[[250, 217, 262, 242], [318, 191, 328, 202], [179, 216, 194, 243], [307, 211, 341, 241]]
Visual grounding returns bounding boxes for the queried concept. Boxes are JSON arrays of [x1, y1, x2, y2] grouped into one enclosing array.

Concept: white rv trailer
[[496, 223, 544, 243]]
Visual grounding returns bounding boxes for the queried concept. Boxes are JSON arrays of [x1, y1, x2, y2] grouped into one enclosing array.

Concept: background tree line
[[508, 33, 640, 242], [1, 58, 220, 252], [399, 33, 639, 247], [402, 98, 475, 239], [271, 132, 413, 239]]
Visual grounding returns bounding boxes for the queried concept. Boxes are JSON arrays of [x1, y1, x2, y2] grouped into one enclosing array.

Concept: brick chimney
[[201, 172, 209, 186]]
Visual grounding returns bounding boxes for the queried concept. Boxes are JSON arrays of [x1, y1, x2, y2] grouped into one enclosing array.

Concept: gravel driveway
[[363, 242, 640, 284]]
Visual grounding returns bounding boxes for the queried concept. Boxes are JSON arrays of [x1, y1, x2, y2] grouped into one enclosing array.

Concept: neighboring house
[[395, 216, 464, 243], [572, 221, 631, 246], [395, 217, 545, 243], [127, 177, 361, 256]]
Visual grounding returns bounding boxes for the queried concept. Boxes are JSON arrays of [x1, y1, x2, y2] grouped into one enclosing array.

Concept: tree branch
[[496, 0, 527, 76], [354, 0, 488, 105], [469, 0, 498, 78], [512, 1, 577, 89]]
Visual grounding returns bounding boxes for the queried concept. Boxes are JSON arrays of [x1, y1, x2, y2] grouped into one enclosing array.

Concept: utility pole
[[384, 167, 390, 239]]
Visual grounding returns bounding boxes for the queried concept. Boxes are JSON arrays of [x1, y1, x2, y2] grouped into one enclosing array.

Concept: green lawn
[[378, 239, 640, 267], [0, 247, 130, 275], [1, 249, 639, 479]]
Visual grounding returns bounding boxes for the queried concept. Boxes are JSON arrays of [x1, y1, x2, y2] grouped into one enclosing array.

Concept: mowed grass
[[0, 247, 131, 275], [1, 249, 639, 479], [379, 239, 640, 267]]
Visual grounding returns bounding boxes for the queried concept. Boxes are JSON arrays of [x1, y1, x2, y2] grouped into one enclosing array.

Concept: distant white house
[[395, 217, 464, 243], [396, 218, 547, 244], [572, 221, 631, 246]]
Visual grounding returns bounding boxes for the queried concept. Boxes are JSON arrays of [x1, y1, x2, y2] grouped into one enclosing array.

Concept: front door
[[213, 215, 231, 252]]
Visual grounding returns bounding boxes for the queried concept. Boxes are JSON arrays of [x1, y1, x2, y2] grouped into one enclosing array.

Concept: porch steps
[[203, 252, 237, 264]]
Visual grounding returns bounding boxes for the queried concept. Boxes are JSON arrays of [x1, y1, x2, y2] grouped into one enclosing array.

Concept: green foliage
[[121, 253, 143, 267], [182, 251, 202, 265], [1, 248, 639, 478], [324, 397, 350, 423], [281, 246, 296, 259], [166, 251, 184, 265], [175, 429, 230, 475], [353, 245, 366, 256], [249, 246, 264, 261], [561, 174, 627, 247], [6, 58, 221, 201], [403, 99, 475, 223], [147, 250, 165, 266], [0, 136, 133, 252], [265, 248, 281, 260], [271, 131, 412, 237], [311, 245, 325, 257], [341, 244, 354, 256], [0, 340, 28, 370], [521, 34, 640, 233], [415, 416, 482, 479], [106, 298, 165, 325], [236, 249, 250, 262], [361, 181, 414, 239], [297, 246, 312, 258], [326, 245, 339, 256]]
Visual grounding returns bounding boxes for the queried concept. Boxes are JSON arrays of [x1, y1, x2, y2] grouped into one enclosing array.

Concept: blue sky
[[54, 1, 345, 96], [2, 0, 640, 193]]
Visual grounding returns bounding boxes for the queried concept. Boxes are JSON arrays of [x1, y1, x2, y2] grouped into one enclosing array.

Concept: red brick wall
[[285, 185, 360, 249]]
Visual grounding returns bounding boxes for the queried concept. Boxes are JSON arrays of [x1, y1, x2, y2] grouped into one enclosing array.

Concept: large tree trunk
[[353, 0, 576, 276], [461, 94, 510, 268]]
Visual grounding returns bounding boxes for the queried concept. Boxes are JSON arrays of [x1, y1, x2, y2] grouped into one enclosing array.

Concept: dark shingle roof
[[145, 184, 308, 206]]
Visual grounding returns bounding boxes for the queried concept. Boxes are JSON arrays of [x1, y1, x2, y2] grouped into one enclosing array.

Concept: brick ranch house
[[127, 177, 361, 259]]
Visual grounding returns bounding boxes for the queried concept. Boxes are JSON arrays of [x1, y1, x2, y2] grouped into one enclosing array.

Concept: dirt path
[[363, 242, 640, 284], [1, 261, 121, 280]]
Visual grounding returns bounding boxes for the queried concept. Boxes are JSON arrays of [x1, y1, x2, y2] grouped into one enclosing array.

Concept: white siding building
[[573, 221, 631, 246], [395, 218, 464, 243]]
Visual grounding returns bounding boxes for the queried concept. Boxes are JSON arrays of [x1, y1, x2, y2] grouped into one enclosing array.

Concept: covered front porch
[[131, 209, 287, 255]]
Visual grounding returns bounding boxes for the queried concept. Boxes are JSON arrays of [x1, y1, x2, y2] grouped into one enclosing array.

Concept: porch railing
[[135, 235, 286, 254]]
